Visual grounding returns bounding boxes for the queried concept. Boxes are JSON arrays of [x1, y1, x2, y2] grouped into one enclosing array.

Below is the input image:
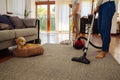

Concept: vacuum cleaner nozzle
[[72, 56, 90, 64]]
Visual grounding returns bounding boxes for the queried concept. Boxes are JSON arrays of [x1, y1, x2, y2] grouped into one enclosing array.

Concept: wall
[[26, 0, 36, 18], [7, 0, 35, 18], [111, 0, 118, 34], [0, 0, 6, 14], [0, 0, 119, 33], [7, 0, 25, 18]]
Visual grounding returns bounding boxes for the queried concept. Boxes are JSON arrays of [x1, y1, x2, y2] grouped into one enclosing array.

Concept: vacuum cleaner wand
[[72, 14, 96, 64]]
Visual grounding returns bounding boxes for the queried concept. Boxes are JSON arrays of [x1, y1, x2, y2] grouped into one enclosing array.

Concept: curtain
[[55, 0, 95, 32], [118, 0, 120, 14], [0, 0, 6, 14], [7, 0, 25, 18], [55, 0, 71, 32], [81, 0, 92, 17], [6, 0, 35, 18], [25, 0, 36, 18]]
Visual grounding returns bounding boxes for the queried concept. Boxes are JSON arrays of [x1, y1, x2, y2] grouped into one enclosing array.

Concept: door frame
[[35, 1, 55, 32]]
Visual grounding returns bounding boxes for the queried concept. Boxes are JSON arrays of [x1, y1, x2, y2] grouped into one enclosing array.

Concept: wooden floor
[[0, 32, 120, 64]]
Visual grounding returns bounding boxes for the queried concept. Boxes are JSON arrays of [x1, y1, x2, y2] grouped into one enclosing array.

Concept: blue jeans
[[98, 1, 116, 52]]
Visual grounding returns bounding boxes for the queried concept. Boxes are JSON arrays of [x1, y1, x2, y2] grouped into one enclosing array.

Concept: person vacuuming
[[69, 0, 81, 39], [94, 0, 116, 58], [71, 0, 116, 64]]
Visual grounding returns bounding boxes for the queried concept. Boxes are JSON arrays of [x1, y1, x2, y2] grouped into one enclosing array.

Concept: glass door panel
[[50, 5, 55, 31], [37, 5, 47, 31]]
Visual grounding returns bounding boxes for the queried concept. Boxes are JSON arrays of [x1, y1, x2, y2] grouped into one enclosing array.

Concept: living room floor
[[0, 32, 120, 64], [40, 32, 120, 64]]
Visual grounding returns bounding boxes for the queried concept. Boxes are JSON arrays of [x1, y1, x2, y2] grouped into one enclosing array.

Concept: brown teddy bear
[[12, 37, 44, 57]]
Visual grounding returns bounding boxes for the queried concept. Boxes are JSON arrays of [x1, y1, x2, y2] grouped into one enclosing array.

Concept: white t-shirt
[[96, 0, 114, 7], [71, 0, 81, 14]]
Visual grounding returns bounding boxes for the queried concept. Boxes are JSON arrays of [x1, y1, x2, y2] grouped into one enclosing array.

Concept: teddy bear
[[12, 37, 44, 57]]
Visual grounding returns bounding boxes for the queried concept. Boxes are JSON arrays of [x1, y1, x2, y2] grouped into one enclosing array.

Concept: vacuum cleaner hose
[[78, 37, 102, 49]]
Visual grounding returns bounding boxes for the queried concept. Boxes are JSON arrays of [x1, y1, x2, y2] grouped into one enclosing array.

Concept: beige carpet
[[0, 43, 120, 80]]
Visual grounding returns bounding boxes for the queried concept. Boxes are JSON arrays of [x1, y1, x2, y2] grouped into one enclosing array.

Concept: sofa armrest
[[36, 19, 40, 44], [21, 18, 41, 44], [21, 18, 37, 28]]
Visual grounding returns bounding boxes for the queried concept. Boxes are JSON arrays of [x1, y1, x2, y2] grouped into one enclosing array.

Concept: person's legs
[[96, 5, 103, 53], [98, 7, 102, 35], [96, 13, 112, 58], [73, 14, 80, 38], [76, 14, 80, 35], [101, 2, 115, 52], [96, 2, 115, 58], [73, 16, 76, 40]]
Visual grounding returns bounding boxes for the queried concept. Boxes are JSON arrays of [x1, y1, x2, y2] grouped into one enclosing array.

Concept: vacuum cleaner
[[72, 14, 102, 64]]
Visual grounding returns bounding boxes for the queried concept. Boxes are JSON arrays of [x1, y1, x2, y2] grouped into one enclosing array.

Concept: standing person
[[69, 0, 81, 39], [93, 0, 116, 58]]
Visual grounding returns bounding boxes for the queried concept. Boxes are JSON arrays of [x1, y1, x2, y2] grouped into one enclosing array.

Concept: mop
[[60, 24, 72, 45], [60, 8, 72, 45]]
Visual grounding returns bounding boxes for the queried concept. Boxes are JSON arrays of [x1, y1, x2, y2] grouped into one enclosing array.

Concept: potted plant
[[24, 9, 31, 18]]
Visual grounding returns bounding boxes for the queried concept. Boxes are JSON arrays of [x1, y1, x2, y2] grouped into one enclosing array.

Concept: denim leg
[[98, 8, 102, 35], [99, 2, 115, 52]]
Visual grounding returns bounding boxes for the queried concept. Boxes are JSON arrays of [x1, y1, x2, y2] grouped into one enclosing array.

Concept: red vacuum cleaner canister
[[73, 38, 85, 49]]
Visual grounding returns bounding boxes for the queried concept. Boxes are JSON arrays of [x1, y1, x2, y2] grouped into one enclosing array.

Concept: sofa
[[0, 15, 40, 50]]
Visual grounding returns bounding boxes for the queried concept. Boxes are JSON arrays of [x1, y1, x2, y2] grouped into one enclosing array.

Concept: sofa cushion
[[0, 30, 15, 42], [0, 23, 12, 30], [22, 18, 37, 28], [9, 16, 26, 29], [0, 15, 14, 29], [14, 28, 37, 38]]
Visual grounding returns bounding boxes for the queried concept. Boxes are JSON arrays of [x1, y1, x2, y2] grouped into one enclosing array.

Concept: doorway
[[36, 1, 55, 32]]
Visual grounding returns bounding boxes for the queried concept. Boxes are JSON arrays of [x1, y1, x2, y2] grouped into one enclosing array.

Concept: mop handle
[[84, 14, 96, 52]]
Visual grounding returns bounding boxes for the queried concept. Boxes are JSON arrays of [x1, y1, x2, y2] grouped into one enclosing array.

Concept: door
[[36, 1, 55, 32]]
